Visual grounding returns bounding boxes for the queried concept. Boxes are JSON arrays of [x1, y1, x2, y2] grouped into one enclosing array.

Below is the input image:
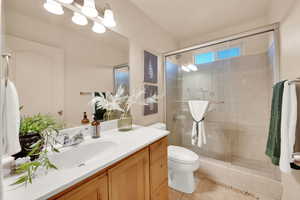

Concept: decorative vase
[[118, 113, 133, 131], [12, 133, 42, 161], [103, 110, 113, 121]]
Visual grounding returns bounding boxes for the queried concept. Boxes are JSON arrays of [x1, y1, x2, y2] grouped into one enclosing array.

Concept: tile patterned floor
[[169, 177, 259, 200]]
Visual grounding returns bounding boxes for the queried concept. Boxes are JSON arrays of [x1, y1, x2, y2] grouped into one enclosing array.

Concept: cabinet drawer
[[151, 181, 168, 200], [150, 137, 168, 164], [56, 174, 108, 200]]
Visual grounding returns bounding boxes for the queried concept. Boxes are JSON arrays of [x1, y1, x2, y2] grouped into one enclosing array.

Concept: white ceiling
[[129, 0, 272, 41]]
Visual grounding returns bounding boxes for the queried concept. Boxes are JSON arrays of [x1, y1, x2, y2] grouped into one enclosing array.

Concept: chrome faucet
[[60, 131, 84, 147]]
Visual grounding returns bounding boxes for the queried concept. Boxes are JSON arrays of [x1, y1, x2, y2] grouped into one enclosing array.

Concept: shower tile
[[233, 133, 269, 162]]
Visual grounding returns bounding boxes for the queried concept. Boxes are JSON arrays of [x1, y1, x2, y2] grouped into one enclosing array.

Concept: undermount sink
[[49, 140, 118, 169]]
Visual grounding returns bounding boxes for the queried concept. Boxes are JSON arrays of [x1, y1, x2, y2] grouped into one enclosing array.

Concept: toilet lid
[[168, 145, 199, 164]]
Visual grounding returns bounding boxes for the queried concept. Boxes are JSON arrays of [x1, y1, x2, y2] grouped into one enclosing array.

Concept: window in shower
[[194, 47, 241, 65], [216, 47, 240, 59], [194, 52, 215, 64]]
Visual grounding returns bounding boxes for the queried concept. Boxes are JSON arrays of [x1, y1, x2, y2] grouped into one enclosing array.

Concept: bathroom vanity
[[4, 126, 169, 200], [50, 137, 167, 200]]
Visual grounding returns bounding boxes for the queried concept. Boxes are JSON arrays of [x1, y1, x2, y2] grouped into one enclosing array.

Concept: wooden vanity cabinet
[[108, 148, 150, 200], [49, 136, 168, 200], [149, 137, 168, 200], [55, 174, 108, 200]]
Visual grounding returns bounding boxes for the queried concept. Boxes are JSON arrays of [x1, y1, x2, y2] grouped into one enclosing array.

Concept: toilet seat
[[168, 145, 199, 164]]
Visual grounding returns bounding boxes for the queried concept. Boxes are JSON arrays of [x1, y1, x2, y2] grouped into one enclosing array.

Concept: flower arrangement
[[90, 85, 158, 127]]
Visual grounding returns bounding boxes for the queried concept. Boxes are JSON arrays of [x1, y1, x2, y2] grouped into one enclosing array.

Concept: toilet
[[148, 123, 200, 194], [168, 145, 200, 194]]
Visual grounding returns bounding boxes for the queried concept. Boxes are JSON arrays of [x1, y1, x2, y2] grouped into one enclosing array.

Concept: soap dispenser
[[91, 117, 100, 138], [81, 112, 90, 125]]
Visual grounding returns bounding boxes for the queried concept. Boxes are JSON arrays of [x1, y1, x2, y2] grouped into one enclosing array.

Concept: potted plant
[[13, 114, 62, 160], [12, 114, 62, 185], [12, 125, 61, 185]]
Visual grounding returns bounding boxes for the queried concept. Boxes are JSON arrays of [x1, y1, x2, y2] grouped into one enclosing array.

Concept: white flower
[[90, 86, 126, 112], [90, 85, 162, 115], [145, 94, 158, 105]]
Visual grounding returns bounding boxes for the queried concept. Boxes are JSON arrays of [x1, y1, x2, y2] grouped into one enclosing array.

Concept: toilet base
[[168, 169, 196, 194]]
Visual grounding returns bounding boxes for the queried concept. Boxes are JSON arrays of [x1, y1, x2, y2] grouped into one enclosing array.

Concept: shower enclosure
[[164, 25, 282, 199]]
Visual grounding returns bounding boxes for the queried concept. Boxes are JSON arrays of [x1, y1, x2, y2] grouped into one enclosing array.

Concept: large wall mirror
[[4, 0, 129, 128]]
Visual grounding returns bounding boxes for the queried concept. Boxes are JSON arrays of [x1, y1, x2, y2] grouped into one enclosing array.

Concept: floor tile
[[169, 187, 184, 200], [169, 177, 260, 200]]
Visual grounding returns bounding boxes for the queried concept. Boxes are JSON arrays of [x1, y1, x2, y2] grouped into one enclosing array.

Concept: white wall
[[106, 0, 178, 125], [0, 1, 4, 199]]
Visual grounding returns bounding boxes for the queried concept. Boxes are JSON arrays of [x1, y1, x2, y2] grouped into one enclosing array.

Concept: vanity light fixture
[[43, 0, 116, 34], [103, 8, 116, 28], [82, 0, 99, 18], [57, 0, 74, 4], [44, 0, 64, 15], [187, 64, 198, 71], [72, 12, 88, 26], [182, 65, 191, 72], [92, 22, 106, 33]]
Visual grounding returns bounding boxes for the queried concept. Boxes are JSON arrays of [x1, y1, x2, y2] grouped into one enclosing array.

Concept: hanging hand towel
[[188, 100, 209, 147], [2, 80, 21, 156], [266, 80, 286, 165], [280, 81, 297, 172]]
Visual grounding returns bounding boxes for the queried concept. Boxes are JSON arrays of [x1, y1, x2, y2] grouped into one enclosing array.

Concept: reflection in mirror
[[114, 64, 129, 95], [4, 0, 129, 128]]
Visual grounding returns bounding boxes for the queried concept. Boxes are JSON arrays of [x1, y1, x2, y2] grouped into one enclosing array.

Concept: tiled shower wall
[[168, 53, 273, 163]]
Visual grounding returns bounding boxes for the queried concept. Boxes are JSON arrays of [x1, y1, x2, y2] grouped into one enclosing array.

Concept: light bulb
[[57, 0, 74, 4], [92, 22, 106, 34], [44, 0, 64, 15], [72, 12, 88, 26], [188, 64, 198, 71], [182, 65, 190, 72], [103, 9, 116, 27], [82, 0, 98, 18]]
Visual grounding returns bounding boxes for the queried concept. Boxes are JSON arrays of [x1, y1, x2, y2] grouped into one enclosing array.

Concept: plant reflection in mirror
[[90, 85, 160, 118]]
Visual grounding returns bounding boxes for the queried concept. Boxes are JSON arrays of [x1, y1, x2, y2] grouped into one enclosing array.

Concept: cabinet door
[[151, 181, 168, 200], [57, 174, 108, 200], [150, 137, 168, 199], [108, 148, 150, 200]]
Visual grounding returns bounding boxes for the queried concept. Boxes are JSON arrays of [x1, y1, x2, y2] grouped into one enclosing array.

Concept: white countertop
[[4, 126, 169, 200]]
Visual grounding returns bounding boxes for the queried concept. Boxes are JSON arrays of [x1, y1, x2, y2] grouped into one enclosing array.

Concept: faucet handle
[[63, 134, 71, 146], [72, 131, 84, 144]]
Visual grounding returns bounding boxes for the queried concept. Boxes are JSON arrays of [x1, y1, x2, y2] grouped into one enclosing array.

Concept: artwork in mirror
[[114, 65, 129, 95], [4, 0, 129, 128]]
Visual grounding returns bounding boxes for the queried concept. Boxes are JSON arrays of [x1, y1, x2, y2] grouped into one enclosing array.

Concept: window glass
[[216, 47, 240, 60], [194, 52, 215, 64]]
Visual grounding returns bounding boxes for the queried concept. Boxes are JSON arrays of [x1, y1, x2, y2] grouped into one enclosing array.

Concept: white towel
[[280, 81, 297, 173], [188, 100, 209, 147], [1, 80, 21, 156]]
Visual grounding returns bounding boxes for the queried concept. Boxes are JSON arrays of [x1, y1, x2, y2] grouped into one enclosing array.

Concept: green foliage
[[12, 126, 60, 186], [20, 114, 62, 136]]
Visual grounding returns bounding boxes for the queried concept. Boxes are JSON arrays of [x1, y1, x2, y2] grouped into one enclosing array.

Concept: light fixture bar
[[53, 0, 106, 27]]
